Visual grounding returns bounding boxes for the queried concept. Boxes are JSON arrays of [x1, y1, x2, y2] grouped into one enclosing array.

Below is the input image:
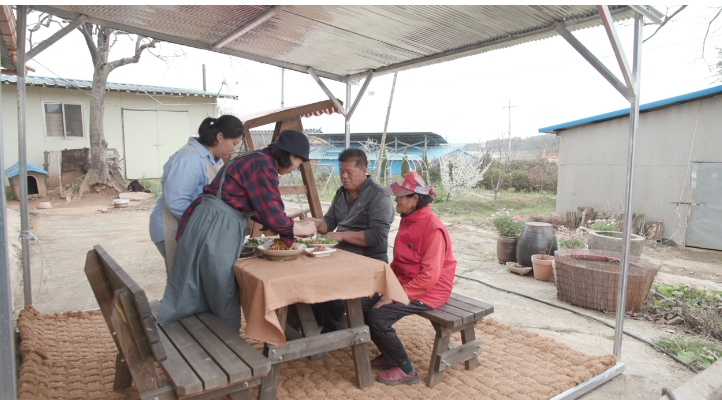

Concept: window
[[43, 102, 84, 138]]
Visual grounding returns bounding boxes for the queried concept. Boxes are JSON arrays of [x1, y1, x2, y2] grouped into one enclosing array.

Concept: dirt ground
[[5, 192, 722, 399]]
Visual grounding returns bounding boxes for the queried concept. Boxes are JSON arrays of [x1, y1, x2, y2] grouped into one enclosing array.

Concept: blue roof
[[0, 74, 238, 99], [539, 85, 722, 133], [4, 163, 48, 178]]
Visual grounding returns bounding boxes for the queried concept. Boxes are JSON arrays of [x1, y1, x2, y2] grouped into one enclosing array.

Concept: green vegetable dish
[[299, 236, 338, 245], [244, 238, 265, 246]]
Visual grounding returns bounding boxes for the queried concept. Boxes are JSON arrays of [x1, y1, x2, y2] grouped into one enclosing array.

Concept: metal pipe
[[345, 80, 351, 149], [202, 64, 206, 91], [613, 11, 644, 358], [307, 67, 346, 117], [376, 72, 398, 181], [25, 14, 87, 61], [345, 70, 374, 121], [17, 6, 32, 306], [0, 40, 18, 400], [597, 5, 634, 97], [281, 68, 284, 108], [212, 5, 286, 50]]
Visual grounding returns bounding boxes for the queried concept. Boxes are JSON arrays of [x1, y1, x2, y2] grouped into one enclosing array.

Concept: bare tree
[[488, 133, 521, 200], [30, 13, 162, 197]]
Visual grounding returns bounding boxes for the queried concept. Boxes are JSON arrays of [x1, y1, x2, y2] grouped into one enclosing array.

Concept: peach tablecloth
[[234, 249, 409, 346]]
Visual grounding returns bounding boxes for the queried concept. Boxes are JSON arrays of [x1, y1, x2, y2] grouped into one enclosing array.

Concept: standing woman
[[157, 130, 318, 332], [364, 171, 457, 385], [149, 115, 244, 273]]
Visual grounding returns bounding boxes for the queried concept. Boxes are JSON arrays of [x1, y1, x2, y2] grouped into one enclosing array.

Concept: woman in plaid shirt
[[157, 130, 317, 332]]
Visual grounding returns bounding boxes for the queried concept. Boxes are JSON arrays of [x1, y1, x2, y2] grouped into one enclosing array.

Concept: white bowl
[[304, 247, 336, 257], [257, 242, 307, 261], [112, 199, 130, 208]]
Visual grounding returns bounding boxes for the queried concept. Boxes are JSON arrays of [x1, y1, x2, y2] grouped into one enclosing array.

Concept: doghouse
[[4, 163, 48, 199]]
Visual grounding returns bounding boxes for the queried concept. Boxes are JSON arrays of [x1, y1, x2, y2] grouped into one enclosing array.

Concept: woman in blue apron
[[149, 115, 243, 273], [157, 130, 317, 332]]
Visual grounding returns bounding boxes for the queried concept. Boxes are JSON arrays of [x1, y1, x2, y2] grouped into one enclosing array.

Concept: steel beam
[[630, 5, 664, 25], [212, 5, 286, 51], [0, 37, 18, 400], [25, 15, 87, 61], [307, 67, 346, 117], [598, 6, 635, 97], [16, 6, 32, 307], [613, 12, 644, 359], [345, 70, 374, 122], [550, 362, 625, 400], [553, 21, 630, 101], [345, 80, 351, 149]]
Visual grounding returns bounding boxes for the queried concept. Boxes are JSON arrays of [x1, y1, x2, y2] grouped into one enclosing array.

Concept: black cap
[[272, 130, 310, 162]]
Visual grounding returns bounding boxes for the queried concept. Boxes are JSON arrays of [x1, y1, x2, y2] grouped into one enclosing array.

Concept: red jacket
[[391, 205, 457, 308]]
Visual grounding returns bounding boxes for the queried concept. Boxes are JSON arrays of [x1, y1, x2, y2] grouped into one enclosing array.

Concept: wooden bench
[[85, 244, 271, 400], [419, 293, 494, 388]]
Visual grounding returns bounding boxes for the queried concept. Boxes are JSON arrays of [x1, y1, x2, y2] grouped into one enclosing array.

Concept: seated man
[[365, 171, 457, 385], [309, 148, 395, 333]]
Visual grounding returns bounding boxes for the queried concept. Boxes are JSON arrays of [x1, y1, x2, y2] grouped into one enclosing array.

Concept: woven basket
[[554, 249, 660, 312]]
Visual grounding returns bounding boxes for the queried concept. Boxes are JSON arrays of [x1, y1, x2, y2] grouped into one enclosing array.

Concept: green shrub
[[589, 219, 617, 231], [510, 170, 531, 192]]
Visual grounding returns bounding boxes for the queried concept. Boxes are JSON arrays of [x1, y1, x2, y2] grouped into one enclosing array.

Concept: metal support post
[[0, 42, 18, 400], [345, 81, 351, 149], [613, 12, 644, 359], [16, 6, 32, 306]]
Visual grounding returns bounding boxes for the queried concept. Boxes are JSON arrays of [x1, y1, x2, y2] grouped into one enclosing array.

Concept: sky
[[25, 5, 722, 145]]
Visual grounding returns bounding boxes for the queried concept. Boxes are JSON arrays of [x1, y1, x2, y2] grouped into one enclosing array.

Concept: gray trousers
[[362, 294, 431, 365]]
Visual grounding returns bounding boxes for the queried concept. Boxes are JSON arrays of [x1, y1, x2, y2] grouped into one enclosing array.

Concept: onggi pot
[[496, 236, 519, 264], [516, 222, 557, 268], [587, 231, 645, 257]]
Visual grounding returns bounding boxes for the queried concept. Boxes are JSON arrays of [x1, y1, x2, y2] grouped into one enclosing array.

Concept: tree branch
[[78, 22, 100, 67], [643, 5, 687, 43], [107, 36, 160, 70], [701, 7, 722, 58]]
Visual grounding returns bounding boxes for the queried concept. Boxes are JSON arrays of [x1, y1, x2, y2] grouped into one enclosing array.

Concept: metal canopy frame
[[1, 5, 662, 400]]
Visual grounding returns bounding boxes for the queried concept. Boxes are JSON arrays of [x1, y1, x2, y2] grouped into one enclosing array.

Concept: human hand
[[293, 219, 317, 237], [372, 295, 394, 309]]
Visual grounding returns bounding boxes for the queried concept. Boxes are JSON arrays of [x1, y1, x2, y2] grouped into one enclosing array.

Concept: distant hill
[[462, 133, 559, 155]]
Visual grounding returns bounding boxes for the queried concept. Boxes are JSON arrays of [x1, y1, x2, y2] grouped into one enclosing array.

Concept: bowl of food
[[297, 235, 339, 248], [257, 239, 306, 261], [243, 237, 267, 250], [304, 246, 336, 258]]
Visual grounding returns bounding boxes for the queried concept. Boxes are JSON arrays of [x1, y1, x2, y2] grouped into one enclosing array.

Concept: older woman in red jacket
[[363, 171, 457, 385]]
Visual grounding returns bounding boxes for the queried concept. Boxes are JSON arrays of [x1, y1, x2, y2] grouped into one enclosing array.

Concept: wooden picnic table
[[234, 249, 409, 400]]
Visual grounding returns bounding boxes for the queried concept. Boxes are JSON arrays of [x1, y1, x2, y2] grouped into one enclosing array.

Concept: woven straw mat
[[17, 305, 616, 400]]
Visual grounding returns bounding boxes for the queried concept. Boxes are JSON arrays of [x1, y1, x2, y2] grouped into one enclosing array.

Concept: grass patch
[[29, 211, 39, 217], [139, 178, 162, 198], [643, 283, 722, 341], [431, 189, 556, 226], [603, 335, 615, 340], [656, 336, 722, 370], [539, 326, 581, 334]]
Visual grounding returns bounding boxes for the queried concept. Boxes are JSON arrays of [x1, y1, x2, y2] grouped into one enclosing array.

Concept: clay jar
[[496, 236, 519, 264], [516, 222, 558, 268]]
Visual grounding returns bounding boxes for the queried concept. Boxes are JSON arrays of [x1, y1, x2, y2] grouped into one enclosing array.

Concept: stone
[[666, 316, 684, 326], [38, 202, 52, 209], [119, 192, 154, 201], [101, 208, 108, 213]]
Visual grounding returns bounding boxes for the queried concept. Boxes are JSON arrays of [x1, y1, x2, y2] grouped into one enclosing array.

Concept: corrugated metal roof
[[4, 162, 48, 178], [31, 5, 634, 82], [312, 132, 447, 146], [539, 84, 722, 133], [0, 73, 238, 99]]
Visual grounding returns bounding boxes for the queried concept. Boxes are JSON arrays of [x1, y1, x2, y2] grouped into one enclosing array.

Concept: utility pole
[[501, 98, 518, 151]]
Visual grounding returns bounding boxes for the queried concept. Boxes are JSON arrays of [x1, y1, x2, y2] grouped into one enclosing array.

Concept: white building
[[540, 86, 722, 251]]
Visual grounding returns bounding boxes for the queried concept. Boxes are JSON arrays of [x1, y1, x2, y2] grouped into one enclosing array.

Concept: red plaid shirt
[[176, 149, 295, 245]]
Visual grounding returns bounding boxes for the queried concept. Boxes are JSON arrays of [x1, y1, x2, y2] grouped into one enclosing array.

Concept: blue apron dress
[[156, 152, 258, 332]]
